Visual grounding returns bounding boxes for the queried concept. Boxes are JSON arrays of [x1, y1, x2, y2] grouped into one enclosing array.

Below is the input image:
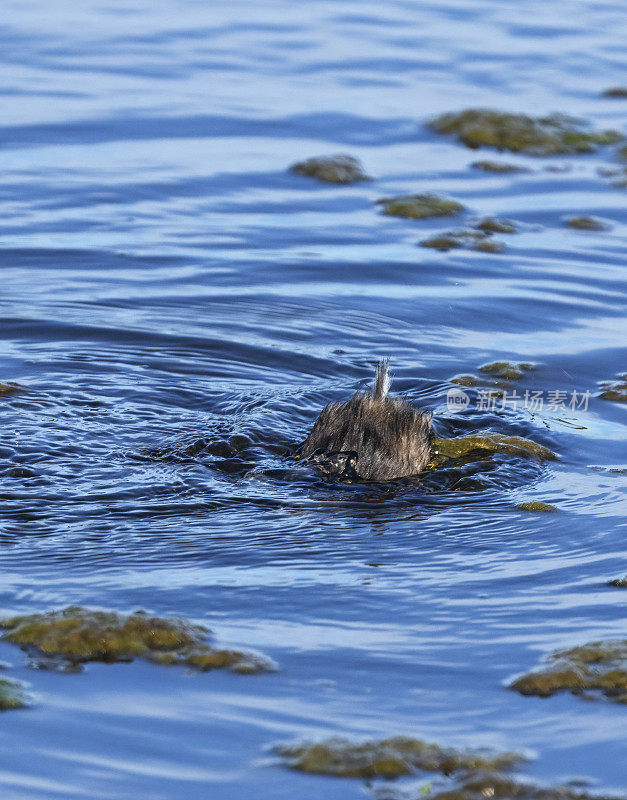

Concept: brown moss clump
[[0, 382, 22, 395], [276, 737, 522, 780], [429, 109, 622, 155], [510, 639, 627, 703], [602, 87, 627, 98], [474, 239, 505, 253], [565, 216, 607, 231], [430, 773, 622, 800], [289, 154, 370, 184], [0, 607, 273, 674], [450, 375, 481, 387], [516, 502, 557, 512], [419, 230, 504, 253], [471, 160, 529, 173], [479, 361, 533, 380], [377, 193, 464, 220], [598, 375, 627, 403], [0, 678, 28, 711], [475, 218, 518, 234], [429, 434, 556, 469]]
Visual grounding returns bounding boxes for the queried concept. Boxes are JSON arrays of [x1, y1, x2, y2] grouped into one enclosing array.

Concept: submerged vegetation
[[516, 502, 557, 512], [479, 361, 533, 380], [565, 216, 607, 231], [0, 678, 28, 711], [510, 639, 627, 703], [475, 217, 518, 234], [471, 160, 529, 173], [419, 230, 504, 253], [276, 736, 521, 779], [429, 773, 622, 800], [0, 382, 22, 394], [0, 607, 273, 674], [602, 87, 627, 98], [598, 375, 627, 403], [429, 434, 556, 469], [377, 193, 464, 220], [429, 109, 622, 155], [289, 154, 371, 184]]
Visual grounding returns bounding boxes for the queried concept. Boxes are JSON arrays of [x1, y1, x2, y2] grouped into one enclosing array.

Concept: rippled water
[[1, 1, 626, 798]]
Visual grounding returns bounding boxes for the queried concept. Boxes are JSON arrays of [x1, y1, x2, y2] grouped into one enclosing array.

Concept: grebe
[[300, 361, 432, 481]]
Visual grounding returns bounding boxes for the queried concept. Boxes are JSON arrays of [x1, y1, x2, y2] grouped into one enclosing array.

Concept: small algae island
[[0, 607, 274, 674], [419, 230, 505, 254], [377, 193, 464, 220], [510, 640, 627, 704], [0, 678, 28, 711], [289, 154, 370, 184], [598, 375, 627, 403], [275, 736, 622, 800], [516, 501, 557, 513], [275, 735, 522, 779], [428, 773, 622, 800], [428, 434, 556, 470], [428, 109, 622, 155]]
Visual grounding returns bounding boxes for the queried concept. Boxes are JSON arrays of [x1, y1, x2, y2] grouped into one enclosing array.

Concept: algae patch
[[429, 435, 556, 469], [276, 736, 522, 779], [479, 361, 533, 381], [602, 87, 627, 98], [471, 160, 529, 173], [419, 230, 505, 253], [0, 607, 273, 674], [598, 375, 627, 403], [516, 502, 557, 512], [429, 109, 621, 155], [607, 577, 627, 588], [429, 773, 622, 800], [0, 678, 28, 711], [0, 382, 23, 395], [289, 154, 370, 184], [377, 193, 464, 220], [565, 216, 607, 231], [510, 639, 627, 704], [475, 218, 518, 234]]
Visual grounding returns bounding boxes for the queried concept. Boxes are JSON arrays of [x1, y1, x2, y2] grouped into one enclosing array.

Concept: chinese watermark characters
[[447, 387, 591, 414]]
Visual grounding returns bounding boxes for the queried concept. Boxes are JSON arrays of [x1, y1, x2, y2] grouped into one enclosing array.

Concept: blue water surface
[[0, 0, 626, 798]]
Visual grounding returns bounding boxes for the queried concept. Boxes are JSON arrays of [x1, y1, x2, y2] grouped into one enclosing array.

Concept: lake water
[[0, 0, 626, 798]]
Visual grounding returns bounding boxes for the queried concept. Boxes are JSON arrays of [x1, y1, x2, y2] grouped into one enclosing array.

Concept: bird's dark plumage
[[300, 361, 432, 481]]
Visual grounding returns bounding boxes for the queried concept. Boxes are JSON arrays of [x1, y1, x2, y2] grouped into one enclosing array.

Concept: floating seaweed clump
[[475, 217, 518, 234], [429, 773, 622, 800], [516, 502, 557, 512], [607, 577, 627, 588], [598, 375, 627, 403], [479, 361, 533, 380], [449, 374, 483, 387], [602, 87, 627, 98], [510, 639, 627, 704], [276, 736, 522, 779], [429, 109, 622, 155], [429, 434, 556, 469], [377, 193, 464, 220], [289, 154, 370, 184], [471, 160, 529, 173], [0, 678, 28, 711], [419, 230, 505, 253], [565, 216, 607, 231], [0, 607, 273, 674], [0, 382, 22, 395]]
